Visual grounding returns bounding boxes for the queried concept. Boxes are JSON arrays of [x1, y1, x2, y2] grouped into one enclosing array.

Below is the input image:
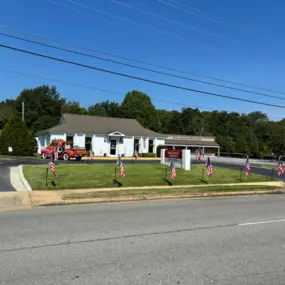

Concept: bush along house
[[35, 113, 166, 157]]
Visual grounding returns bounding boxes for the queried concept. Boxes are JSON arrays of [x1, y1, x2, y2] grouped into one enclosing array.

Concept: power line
[[2, 31, 285, 101], [108, 0, 223, 39], [157, 0, 240, 30], [2, 26, 284, 96], [2, 42, 285, 110], [166, 0, 245, 29], [1, 67, 283, 120], [45, 0, 204, 47]]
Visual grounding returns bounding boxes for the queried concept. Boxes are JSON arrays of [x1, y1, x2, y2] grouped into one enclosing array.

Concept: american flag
[[277, 157, 284, 176], [54, 146, 58, 161], [117, 154, 125, 177], [89, 144, 94, 159], [134, 150, 138, 159], [50, 151, 54, 163], [168, 156, 176, 179], [244, 157, 251, 177], [206, 156, 213, 176], [49, 161, 56, 177], [196, 150, 201, 161]]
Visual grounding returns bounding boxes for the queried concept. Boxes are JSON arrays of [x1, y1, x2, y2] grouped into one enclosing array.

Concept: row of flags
[[48, 143, 285, 181]]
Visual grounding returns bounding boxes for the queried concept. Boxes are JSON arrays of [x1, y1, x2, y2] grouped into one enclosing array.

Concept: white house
[[36, 113, 220, 157], [36, 113, 166, 157]]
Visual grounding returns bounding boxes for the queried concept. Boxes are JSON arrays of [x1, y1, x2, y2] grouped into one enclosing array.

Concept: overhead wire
[[1, 43, 285, 110], [0, 67, 283, 120], [166, 0, 246, 29], [45, 0, 204, 47], [2, 31, 285, 101], [108, 0, 223, 39], [1, 25, 283, 96]]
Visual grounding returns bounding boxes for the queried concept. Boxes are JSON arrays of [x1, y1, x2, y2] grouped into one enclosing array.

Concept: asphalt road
[[1, 196, 285, 284]]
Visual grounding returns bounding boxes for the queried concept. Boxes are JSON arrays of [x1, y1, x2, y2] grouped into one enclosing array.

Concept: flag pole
[[45, 168, 48, 187]]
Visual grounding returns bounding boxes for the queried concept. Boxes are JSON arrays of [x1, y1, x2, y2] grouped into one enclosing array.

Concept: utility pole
[[22, 101, 24, 123]]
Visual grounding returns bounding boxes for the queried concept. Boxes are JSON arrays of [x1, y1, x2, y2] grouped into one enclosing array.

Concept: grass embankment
[[23, 164, 274, 190], [62, 185, 281, 200]]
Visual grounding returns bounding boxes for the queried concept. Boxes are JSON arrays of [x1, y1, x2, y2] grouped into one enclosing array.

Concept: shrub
[[139, 152, 156, 158], [0, 116, 36, 156]]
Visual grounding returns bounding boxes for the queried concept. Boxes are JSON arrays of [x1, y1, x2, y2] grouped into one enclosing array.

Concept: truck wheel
[[76, 157, 82, 161], [57, 146, 63, 153], [41, 153, 47, 159], [63, 153, 70, 161]]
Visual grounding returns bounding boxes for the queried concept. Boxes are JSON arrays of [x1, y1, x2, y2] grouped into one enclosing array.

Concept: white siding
[[122, 137, 134, 157], [155, 138, 165, 153], [94, 135, 108, 156], [50, 133, 66, 142], [140, 137, 148, 153], [73, 133, 85, 148], [36, 134, 51, 153]]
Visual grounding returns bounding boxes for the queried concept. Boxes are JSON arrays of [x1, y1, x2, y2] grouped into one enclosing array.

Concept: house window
[[85, 137, 92, 151], [148, 139, 154, 153], [134, 138, 139, 152], [66, 136, 74, 146]]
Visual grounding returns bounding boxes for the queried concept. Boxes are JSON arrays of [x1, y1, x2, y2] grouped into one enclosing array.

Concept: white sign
[[8, 146, 13, 153], [160, 149, 191, 170]]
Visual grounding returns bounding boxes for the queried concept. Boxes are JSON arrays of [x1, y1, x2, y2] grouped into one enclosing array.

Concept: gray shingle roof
[[36, 113, 164, 137], [165, 139, 219, 147]]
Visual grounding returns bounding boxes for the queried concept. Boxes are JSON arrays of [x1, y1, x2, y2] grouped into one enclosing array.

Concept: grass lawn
[[23, 163, 274, 190], [62, 185, 281, 200]]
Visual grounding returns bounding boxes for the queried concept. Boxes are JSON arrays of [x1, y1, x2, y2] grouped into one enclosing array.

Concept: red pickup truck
[[41, 140, 87, 161]]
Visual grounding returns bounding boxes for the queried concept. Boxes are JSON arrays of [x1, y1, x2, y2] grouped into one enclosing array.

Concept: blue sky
[[1, 0, 285, 120]]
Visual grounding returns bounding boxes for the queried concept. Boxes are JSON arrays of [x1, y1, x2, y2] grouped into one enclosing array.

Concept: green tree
[[15, 85, 64, 133], [120, 90, 160, 131], [0, 116, 36, 156], [0, 102, 16, 130], [88, 100, 121, 117], [62, 101, 87, 115]]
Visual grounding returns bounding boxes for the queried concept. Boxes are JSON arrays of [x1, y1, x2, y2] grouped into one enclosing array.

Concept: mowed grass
[[62, 185, 281, 200], [23, 163, 274, 190]]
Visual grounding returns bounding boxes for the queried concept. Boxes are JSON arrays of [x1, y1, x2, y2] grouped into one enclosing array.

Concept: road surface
[[1, 196, 285, 284]]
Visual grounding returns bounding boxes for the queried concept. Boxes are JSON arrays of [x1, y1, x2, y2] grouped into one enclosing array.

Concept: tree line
[[1, 85, 284, 158]]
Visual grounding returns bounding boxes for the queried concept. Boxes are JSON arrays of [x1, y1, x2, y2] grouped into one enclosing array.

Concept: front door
[[110, 139, 117, 155]]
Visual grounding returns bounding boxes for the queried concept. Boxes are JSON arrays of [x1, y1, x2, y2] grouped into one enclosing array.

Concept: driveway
[[0, 160, 15, 192]]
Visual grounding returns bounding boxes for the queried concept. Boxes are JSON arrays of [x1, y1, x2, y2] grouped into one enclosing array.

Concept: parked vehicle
[[41, 140, 87, 161]]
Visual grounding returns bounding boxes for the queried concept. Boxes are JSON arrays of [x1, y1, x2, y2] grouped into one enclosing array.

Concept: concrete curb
[[36, 189, 285, 207], [18, 165, 32, 191], [56, 181, 284, 194]]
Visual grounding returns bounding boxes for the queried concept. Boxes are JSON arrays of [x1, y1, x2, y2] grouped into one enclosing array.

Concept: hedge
[[138, 152, 156, 158]]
